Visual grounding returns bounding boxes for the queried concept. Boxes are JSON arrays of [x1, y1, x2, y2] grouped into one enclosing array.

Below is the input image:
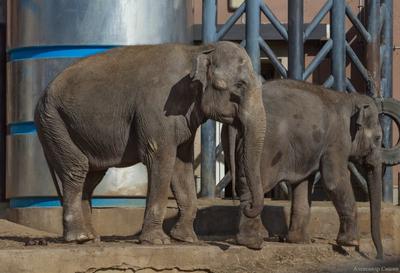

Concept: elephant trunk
[[239, 87, 266, 218], [228, 125, 238, 198], [366, 161, 383, 259]]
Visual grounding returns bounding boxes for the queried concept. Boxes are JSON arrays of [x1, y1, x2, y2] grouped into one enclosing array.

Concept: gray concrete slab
[[0, 219, 398, 273], [6, 200, 400, 256]]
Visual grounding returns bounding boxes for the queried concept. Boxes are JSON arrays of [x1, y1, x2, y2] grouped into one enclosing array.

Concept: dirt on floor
[[0, 219, 398, 273]]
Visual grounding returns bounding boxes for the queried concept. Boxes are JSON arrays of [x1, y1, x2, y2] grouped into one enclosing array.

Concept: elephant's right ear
[[190, 48, 215, 91], [350, 104, 370, 140]]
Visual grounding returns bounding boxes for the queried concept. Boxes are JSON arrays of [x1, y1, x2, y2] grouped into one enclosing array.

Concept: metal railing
[[200, 0, 394, 203]]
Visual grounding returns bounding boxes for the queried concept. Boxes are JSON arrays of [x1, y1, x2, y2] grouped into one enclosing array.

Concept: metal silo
[[7, 0, 193, 207]]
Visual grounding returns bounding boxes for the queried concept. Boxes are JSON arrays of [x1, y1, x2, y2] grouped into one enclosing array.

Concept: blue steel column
[[381, 0, 393, 203], [200, 0, 217, 198], [366, 0, 381, 97], [0, 0, 5, 201], [330, 0, 346, 91], [245, 0, 261, 73], [288, 0, 304, 80]]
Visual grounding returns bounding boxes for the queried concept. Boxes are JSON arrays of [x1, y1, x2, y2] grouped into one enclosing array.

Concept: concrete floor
[[0, 200, 399, 273], [0, 218, 398, 273]]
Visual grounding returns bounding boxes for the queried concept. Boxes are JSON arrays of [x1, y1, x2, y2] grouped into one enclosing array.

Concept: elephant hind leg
[[321, 153, 359, 247], [47, 145, 91, 243], [35, 100, 93, 242], [287, 178, 313, 244], [82, 171, 106, 242]]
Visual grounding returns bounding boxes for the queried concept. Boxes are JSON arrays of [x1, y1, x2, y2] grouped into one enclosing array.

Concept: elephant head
[[350, 95, 383, 259], [190, 41, 266, 218]]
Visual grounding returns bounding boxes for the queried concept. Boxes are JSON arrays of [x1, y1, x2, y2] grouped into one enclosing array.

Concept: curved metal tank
[[6, 0, 193, 203]]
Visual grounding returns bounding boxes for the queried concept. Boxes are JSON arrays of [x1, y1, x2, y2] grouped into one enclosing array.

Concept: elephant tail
[[44, 152, 63, 204], [34, 94, 64, 205]]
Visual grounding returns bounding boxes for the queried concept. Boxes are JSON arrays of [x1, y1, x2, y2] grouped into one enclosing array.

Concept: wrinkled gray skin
[[222, 79, 383, 259], [35, 42, 266, 244]]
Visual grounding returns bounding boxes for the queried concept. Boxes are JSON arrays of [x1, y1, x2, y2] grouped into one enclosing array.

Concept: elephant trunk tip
[[376, 250, 383, 260], [243, 204, 263, 218]]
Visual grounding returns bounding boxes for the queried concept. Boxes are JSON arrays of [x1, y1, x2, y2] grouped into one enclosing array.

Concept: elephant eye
[[235, 80, 247, 89]]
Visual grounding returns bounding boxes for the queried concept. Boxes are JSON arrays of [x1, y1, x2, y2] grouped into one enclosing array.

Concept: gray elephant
[[34, 42, 266, 244], [222, 79, 383, 259]]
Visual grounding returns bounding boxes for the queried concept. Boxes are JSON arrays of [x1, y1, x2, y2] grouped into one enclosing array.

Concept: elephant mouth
[[219, 116, 235, 124]]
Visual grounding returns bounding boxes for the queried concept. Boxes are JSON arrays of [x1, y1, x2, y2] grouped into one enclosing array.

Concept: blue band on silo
[[8, 121, 37, 135], [7, 46, 119, 135], [10, 197, 147, 208], [8, 45, 118, 61]]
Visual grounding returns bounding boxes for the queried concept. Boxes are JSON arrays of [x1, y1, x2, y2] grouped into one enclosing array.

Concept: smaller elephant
[[222, 79, 383, 259]]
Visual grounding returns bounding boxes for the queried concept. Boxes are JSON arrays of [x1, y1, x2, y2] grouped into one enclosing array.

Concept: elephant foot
[[336, 233, 359, 247], [170, 224, 198, 243], [236, 233, 263, 250], [140, 228, 171, 245], [64, 229, 95, 243], [286, 230, 310, 244]]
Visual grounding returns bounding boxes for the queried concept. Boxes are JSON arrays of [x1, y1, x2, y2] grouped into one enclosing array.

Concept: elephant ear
[[190, 48, 215, 92], [356, 104, 370, 127], [350, 104, 370, 140]]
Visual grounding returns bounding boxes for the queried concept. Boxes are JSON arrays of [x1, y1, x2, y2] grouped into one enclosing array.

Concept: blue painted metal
[[259, 37, 287, 78], [345, 42, 370, 82], [203, 0, 395, 203], [216, 1, 245, 41], [346, 78, 357, 93], [381, 0, 393, 203], [8, 46, 116, 61], [10, 197, 146, 208], [379, 4, 386, 34], [303, 39, 333, 80], [8, 121, 36, 135], [323, 75, 334, 88], [366, 0, 381, 97], [245, 0, 261, 73], [304, 0, 332, 41], [260, 2, 288, 41], [288, 0, 304, 80], [200, 0, 217, 198], [345, 4, 371, 42], [330, 0, 346, 91]]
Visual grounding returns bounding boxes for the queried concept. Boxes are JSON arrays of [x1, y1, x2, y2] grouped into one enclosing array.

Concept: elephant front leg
[[169, 157, 198, 243], [321, 153, 359, 247], [287, 179, 312, 244], [139, 147, 176, 245]]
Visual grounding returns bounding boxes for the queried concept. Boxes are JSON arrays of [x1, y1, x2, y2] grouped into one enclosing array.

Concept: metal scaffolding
[[201, 0, 394, 202]]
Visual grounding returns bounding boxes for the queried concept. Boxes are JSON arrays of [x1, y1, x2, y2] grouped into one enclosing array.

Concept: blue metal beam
[[260, 2, 288, 41], [366, 0, 381, 97], [216, 1, 246, 40], [288, 0, 304, 80], [345, 42, 370, 83], [200, 0, 217, 198], [245, 0, 261, 73], [259, 37, 287, 78], [303, 39, 333, 80], [345, 4, 371, 42], [381, 0, 393, 203], [304, 0, 333, 42], [331, 0, 346, 91]]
